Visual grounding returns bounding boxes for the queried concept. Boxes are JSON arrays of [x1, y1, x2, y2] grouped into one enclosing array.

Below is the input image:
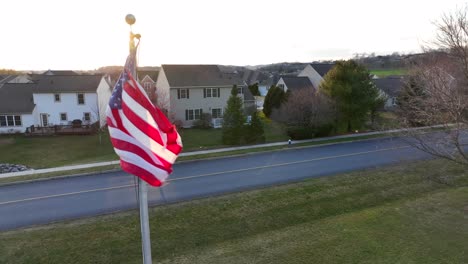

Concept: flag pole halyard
[[126, 14, 153, 264]]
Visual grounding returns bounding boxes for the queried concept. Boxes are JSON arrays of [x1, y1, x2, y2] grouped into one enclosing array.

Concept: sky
[[1, 0, 467, 71]]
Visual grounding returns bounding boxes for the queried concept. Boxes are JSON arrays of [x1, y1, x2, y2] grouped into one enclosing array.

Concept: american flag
[[106, 50, 182, 187]]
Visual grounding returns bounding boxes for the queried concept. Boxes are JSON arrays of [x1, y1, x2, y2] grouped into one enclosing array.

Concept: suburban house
[[372, 76, 405, 109], [138, 69, 159, 104], [0, 73, 112, 133], [276, 76, 315, 93], [155, 64, 250, 128], [298, 63, 335, 90]]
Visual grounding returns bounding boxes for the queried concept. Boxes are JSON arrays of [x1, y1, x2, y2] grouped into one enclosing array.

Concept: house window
[[77, 93, 85, 105], [54, 93, 60, 102], [237, 87, 244, 94], [144, 82, 152, 94], [204, 88, 220, 98], [0, 115, 21, 127], [83, 112, 91, 122], [278, 84, 285, 91], [185, 109, 202, 121], [391, 97, 397, 106], [60, 113, 67, 121], [177, 88, 189, 99], [212, 108, 222, 118]]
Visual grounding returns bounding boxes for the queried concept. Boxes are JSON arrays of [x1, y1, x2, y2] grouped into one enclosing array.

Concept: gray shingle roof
[[372, 76, 404, 98], [162, 65, 245, 87], [0, 83, 36, 114], [310, 63, 335, 77], [281, 76, 315, 91], [34, 75, 103, 93]]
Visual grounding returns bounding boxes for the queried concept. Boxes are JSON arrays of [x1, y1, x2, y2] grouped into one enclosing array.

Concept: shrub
[[193, 113, 212, 129]]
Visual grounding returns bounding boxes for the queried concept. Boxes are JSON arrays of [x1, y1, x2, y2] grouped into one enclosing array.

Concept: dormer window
[[54, 93, 60, 102]]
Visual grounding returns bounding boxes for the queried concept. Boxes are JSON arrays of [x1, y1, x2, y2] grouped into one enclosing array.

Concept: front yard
[[1, 159, 467, 263]]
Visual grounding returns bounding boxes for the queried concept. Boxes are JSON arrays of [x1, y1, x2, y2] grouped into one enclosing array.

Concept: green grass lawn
[[370, 68, 407, 77], [0, 120, 288, 169], [1, 159, 468, 263]]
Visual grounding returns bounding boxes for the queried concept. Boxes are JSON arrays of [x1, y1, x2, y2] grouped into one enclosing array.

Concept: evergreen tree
[[263, 85, 286, 117], [320, 60, 380, 132], [244, 111, 265, 143], [222, 85, 245, 145], [248, 83, 260, 96]]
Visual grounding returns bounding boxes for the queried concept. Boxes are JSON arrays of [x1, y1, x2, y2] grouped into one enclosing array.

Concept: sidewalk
[[0, 129, 401, 179], [0, 125, 440, 180]]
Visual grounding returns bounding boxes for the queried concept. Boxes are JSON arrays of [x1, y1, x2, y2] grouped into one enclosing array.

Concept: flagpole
[[126, 14, 153, 264]]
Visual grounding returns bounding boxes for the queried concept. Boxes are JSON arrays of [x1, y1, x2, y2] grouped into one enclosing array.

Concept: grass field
[[0, 120, 288, 169], [1, 159, 468, 263], [370, 68, 407, 77]]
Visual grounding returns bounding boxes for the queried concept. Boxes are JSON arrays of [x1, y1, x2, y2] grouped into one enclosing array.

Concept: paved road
[[0, 137, 431, 231]]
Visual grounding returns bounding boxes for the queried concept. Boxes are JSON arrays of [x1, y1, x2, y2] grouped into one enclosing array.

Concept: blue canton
[[108, 52, 136, 110]]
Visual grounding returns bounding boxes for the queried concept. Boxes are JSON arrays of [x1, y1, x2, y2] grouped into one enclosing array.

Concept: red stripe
[[124, 79, 173, 133], [123, 79, 182, 155], [121, 100, 165, 145], [120, 160, 163, 187], [111, 137, 172, 174]]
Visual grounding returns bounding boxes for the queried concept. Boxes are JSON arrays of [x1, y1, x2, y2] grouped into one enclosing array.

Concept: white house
[[33, 75, 112, 128], [155, 65, 250, 128], [0, 74, 112, 133], [0, 83, 37, 134], [298, 63, 335, 90]]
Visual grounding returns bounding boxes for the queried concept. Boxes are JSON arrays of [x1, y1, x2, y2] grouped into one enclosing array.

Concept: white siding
[[33, 93, 98, 125], [96, 77, 112, 127], [171, 87, 232, 127], [0, 113, 34, 133], [155, 68, 171, 113], [276, 78, 288, 92]]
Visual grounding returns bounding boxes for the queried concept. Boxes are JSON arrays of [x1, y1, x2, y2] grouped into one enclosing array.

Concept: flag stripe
[[120, 160, 163, 187], [107, 52, 182, 187]]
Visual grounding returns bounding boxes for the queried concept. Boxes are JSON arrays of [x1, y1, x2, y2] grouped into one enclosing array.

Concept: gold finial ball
[[125, 14, 136, 25]]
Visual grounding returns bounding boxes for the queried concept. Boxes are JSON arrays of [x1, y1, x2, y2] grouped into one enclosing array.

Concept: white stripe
[[122, 90, 163, 139], [108, 126, 165, 167], [120, 110, 178, 163], [115, 148, 169, 182], [105, 106, 117, 127]]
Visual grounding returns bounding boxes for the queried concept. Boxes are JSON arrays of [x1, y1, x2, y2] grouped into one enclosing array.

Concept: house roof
[[0, 75, 18, 85], [161, 65, 245, 87], [34, 75, 103, 93], [310, 63, 335, 77], [372, 76, 404, 97], [281, 76, 315, 91], [0, 83, 36, 114], [138, 70, 159, 82], [42, 70, 79, 75]]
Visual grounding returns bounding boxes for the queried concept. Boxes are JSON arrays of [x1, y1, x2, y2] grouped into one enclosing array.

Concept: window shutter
[[187, 89, 190, 99], [200, 108, 203, 115], [217, 88, 220, 97], [177, 89, 180, 99], [185, 110, 188, 121], [203, 88, 206, 98]]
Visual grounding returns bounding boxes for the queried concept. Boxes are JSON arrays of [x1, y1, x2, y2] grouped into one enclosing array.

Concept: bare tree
[[398, 6, 468, 164], [272, 89, 335, 127]]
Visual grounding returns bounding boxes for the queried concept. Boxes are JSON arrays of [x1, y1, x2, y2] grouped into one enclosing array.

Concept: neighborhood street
[[0, 137, 432, 231]]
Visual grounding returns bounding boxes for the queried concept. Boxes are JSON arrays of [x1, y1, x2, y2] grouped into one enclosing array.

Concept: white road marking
[[0, 145, 411, 206]]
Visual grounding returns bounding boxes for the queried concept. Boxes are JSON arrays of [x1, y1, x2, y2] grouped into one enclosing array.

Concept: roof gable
[[138, 70, 159, 82]]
